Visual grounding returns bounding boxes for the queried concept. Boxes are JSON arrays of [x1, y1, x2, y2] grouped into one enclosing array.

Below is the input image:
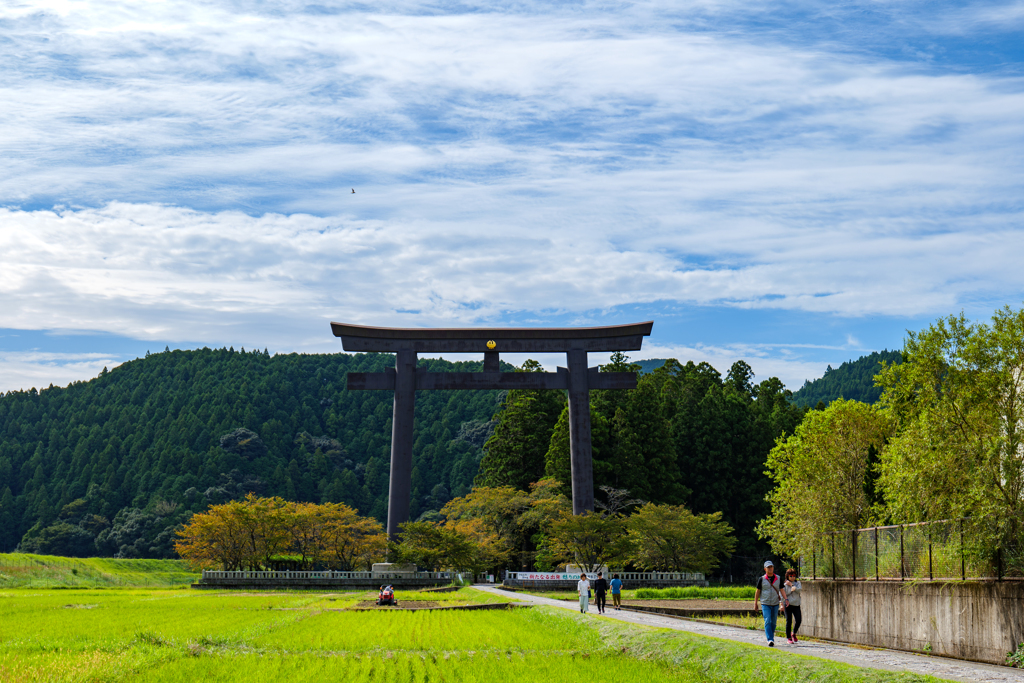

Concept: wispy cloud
[[0, 0, 1021, 391], [0, 351, 120, 394]]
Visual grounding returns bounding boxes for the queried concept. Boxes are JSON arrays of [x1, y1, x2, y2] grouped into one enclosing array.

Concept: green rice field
[[0, 586, 939, 682]]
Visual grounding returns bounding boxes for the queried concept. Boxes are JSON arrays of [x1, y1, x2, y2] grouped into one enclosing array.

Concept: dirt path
[[473, 585, 1024, 683]]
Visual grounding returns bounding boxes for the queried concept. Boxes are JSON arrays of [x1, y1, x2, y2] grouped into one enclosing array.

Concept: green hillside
[[0, 348, 503, 557], [0, 553, 196, 588], [0, 348, 807, 563], [791, 350, 903, 408]]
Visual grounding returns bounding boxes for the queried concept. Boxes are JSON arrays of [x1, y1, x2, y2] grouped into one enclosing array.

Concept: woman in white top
[[577, 574, 591, 614], [783, 568, 802, 643]]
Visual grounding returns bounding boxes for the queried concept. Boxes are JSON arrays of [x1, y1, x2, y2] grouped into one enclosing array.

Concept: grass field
[[634, 585, 756, 600], [0, 554, 197, 589], [514, 585, 756, 601], [0, 586, 940, 682]]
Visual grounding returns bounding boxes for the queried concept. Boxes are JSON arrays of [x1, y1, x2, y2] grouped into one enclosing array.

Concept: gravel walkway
[[473, 585, 1024, 682]]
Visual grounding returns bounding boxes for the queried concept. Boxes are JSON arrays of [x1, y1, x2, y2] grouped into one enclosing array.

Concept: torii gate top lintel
[[330, 321, 653, 353], [331, 321, 653, 539]]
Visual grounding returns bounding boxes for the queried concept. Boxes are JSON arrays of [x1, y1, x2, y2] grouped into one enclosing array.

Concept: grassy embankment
[[513, 585, 756, 601], [0, 554, 198, 589], [0, 587, 939, 682]]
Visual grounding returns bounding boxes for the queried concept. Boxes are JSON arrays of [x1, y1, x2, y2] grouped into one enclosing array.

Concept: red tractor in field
[[376, 585, 398, 606]]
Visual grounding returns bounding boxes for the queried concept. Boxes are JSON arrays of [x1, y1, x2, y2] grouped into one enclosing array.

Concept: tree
[[441, 479, 570, 570], [476, 361, 565, 490], [595, 486, 645, 516], [175, 502, 249, 570], [612, 372, 682, 502], [544, 510, 631, 572], [18, 521, 96, 557], [288, 501, 330, 569], [626, 504, 735, 573], [174, 494, 383, 570], [757, 399, 890, 559], [876, 307, 1024, 547], [445, 518, 511, 572], [322, 502, 387, 570], [393, 521, 477, 571]]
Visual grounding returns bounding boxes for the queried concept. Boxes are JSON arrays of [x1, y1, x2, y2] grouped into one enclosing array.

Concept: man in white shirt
[[577, 574, 591, 614]]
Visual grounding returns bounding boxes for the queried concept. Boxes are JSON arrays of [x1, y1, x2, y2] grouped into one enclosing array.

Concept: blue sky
[[1, 0, 1022, 392]]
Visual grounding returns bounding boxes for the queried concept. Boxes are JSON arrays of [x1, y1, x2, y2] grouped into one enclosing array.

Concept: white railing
[[201, 570, 452, 580], [505, 571, 704, 582]]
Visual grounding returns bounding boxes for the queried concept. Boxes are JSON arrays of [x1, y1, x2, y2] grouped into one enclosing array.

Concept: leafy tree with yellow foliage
[[175, 494, 386, 570]]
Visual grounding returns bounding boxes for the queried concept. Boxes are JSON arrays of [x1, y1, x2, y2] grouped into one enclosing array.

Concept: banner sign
[[511, 572, 594, 581]]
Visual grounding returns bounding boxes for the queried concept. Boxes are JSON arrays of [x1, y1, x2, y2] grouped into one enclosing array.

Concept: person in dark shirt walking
[[593, 572, 608, 614]]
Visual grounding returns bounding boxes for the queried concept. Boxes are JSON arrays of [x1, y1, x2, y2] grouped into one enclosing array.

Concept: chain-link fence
[[801, 518, 1023, 581]]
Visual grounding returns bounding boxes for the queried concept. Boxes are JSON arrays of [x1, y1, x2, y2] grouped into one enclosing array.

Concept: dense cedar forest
[[3, 346, 897, 562], [790, 350, 903, 408], [0, 348, 504, 557], [475, 355, 805, 556]]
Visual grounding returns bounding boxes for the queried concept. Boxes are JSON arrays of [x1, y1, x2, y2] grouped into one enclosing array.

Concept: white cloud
[[0, 352, 119, 394], [0, 198, 1020, 350], [0, 0, 1022, 391]]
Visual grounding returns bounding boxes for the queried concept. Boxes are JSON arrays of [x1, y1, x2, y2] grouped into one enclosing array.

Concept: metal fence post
[[900, 525, 904, 581], [813, 541, 817, 580], [852, 530, 857, 581], [928, 526, 933, 581], [875, 527, 879, 581], [960, 518, 965, 581], [831, 532, 836, 581], [998, 547, 1004, 582]]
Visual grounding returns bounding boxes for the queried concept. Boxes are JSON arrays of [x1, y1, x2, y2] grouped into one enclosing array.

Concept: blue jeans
[[761, 604, 779, 642]]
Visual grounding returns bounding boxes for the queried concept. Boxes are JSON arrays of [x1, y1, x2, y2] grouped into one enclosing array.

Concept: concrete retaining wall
[[803, 580, 1024, 664]]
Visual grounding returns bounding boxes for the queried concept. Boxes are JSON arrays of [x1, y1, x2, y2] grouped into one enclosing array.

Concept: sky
[[1, 0, 1022, 393]]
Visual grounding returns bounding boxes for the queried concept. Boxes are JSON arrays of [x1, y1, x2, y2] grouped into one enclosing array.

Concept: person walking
[[784, 568, 803, 644], [753, 560, 783, 646], [577, 572, 591, 614], [593, 572, 608, 614], [610, 574, 623, 610]]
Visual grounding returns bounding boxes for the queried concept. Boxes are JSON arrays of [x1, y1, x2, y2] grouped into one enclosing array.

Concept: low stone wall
[[193, 577, 452, 590], [802, 580, 1024, 665]]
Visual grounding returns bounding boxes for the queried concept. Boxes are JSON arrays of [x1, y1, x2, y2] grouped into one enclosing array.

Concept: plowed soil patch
[[352, 600, 441, 609]]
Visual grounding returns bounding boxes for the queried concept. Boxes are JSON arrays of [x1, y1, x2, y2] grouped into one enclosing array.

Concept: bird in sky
[[351, 188, 355, 194]]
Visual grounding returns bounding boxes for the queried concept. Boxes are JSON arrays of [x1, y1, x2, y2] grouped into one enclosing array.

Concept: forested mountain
[[791, 350, 903, 408], [0, 347, 806, 562], [0, 348, 503, 557], [475, 355, 805, 555], [634, 359, 667, 374]]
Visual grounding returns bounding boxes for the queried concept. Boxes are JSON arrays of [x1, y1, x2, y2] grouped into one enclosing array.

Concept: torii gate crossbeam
[[332, 321, 653, 539]]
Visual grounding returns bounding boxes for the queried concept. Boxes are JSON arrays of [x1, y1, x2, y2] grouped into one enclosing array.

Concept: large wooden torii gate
[[331, 321, 653, 539]]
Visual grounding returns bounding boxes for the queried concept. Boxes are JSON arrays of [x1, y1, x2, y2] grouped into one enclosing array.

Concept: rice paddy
[[0, 586, 940, 682]]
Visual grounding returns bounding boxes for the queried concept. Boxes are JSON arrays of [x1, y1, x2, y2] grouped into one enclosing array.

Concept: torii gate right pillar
[[567, 348, 594, 514]]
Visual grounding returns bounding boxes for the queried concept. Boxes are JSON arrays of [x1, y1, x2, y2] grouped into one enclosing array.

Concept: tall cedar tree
[[474, 360, 565, 491]]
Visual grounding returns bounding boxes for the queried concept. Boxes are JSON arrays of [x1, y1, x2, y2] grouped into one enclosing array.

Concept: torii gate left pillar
[[332, 322, 654, 539]]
